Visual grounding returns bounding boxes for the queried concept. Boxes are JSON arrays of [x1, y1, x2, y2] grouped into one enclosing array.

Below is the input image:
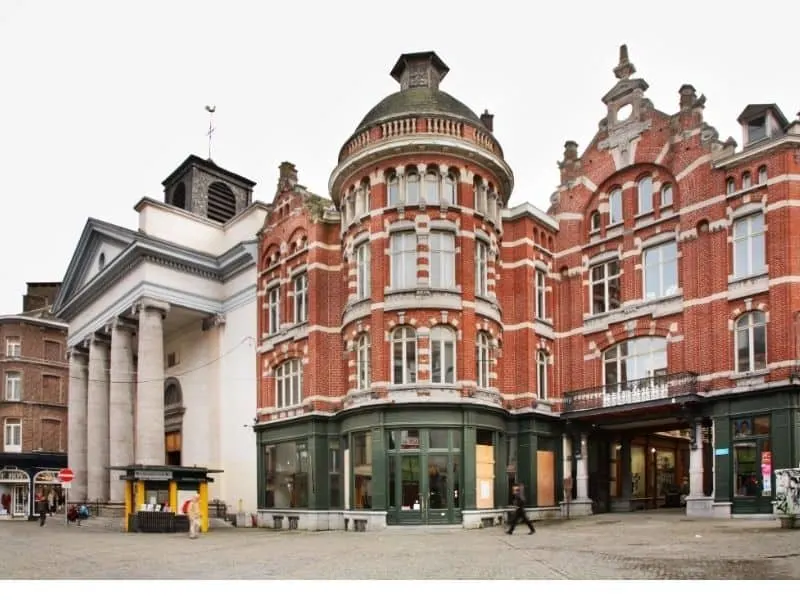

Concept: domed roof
[[353, 51, 487, 134], [356, 87, 485, 132]]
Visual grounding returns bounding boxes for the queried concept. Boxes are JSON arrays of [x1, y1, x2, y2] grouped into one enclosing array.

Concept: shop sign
[[134, 470, 172, 481], [0, 468, 29, 482], [714, 447, 729, 456]]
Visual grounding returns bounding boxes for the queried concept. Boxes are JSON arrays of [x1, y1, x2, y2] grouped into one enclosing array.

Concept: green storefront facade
[[706, 388, 800, 516], [255, 403, 565, 529]]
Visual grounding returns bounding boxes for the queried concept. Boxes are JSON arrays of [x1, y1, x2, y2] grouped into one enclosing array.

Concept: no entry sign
[[58, 468, 74, 483]]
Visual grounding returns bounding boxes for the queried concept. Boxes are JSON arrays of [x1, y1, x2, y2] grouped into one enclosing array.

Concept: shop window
[[264, 441, 310, 509], [429, 429, 451, 450], [353, 431, 372, 509], [390, 429, 421, 450], [506, 437, 517, 502], [732, 415, 772, 499]]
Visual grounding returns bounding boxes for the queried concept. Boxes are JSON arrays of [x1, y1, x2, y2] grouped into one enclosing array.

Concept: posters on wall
[[761, 451, 772, 496]]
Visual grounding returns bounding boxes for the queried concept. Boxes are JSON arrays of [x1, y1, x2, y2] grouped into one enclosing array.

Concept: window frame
[[391, 327, 417, 385], [603, 337, 668, 388], [732, 212, 766, 278], [390, 231, 417, 290], [355, 334, 371, 390], [275, 359, 303, 409], [442, 174, 456, 205], [660, 184, 673, 208], [536, 351, 548, 400], [535, 269, 547, 320], [406, 171, 420, 204], [476, 333, 491, 388], [355, 242, 371, 300], [637, 176, 653, 214], [430, 326, 456, 385], [643, 241, 679, 300], [292, 272, 308, 323], [475, 240, 489, 296], [3, 417, 21, 452], [5, 337, 21, 358], [608, 188, 623, 225], [734, 311, 767, 373], [590, 210, 601, 232], [387, 174, 400, 206], [429, 231, 456, 288], [423, 171, 439, 204], [267, 285, 280, 335], [4, 371, 21, 402], [590, 258, 621, 315]]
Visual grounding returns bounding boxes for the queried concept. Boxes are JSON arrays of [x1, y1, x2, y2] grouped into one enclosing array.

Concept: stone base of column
[[560, 499, 593, 517], [685, 496, 715, 518]]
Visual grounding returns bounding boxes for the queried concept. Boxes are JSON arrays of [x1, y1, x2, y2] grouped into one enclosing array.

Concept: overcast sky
[[1, 0, 798, 315]]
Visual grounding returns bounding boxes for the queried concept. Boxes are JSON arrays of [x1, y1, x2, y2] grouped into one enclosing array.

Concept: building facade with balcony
[[254, 47, 800, 527], [53, 155, 267, 514], [1, 283, 68, 520]]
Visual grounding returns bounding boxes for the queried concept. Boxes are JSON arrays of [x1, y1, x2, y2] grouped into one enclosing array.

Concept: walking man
[[188, 494, 201, 539], [506, 483, 535, 535], [35, 491, 47, 527]]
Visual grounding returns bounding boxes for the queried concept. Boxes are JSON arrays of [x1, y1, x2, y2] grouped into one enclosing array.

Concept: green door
[[732, 437, 773, 514]]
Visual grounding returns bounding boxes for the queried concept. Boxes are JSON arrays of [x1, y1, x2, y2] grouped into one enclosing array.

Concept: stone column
[[67, 347, 89, 501], [576, 433, 589, 500], [616, 437, 633, 512], [135, 298, 170, 465], [685, 419, 714, 517], [571, 432, 593, 516], [108, 318, 137, 502], [86, 334, 110, 501], [560, 433, 572, 516]]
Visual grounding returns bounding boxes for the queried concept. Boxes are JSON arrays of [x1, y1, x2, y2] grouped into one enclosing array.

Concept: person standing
[[188, 494, 202, 539], [506, 483, 535, 535], [35, 491, 47, 527]]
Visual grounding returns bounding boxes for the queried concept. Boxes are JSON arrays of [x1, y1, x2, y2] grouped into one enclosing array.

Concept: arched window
[[207, 181, 237, 223], [735, 311, 767, 373], [637, 176, 653, 214], [757, 165, 768, 185], [742, 171, 751, 189], [442, 174, 456, 205], [275, 359, 303, 408], [536, 351, 548, 401], [387, 173, 400, 206], [476, 332, 491, 388], [603, 337, 667, 389], [660, 184, 673, 207], [355, 334, 371, 390], [406, 170, 420, 204], [609, 188, 623, 224], [726, 177, 736, 195], [172, 182, 186, 209], [391, 327, 417, 384], [473, 176, 486, 213], [590, 210, 601, 232], [424, 170, 439, 203], [430, 326, 456, 384]]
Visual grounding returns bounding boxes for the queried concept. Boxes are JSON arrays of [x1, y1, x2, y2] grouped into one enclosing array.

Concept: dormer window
[[747, 116, 767, 144], [742, 172, 751, 189]]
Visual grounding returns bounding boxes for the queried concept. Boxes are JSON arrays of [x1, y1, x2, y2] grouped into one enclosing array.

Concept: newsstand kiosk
[[108, 465, 222, 533]]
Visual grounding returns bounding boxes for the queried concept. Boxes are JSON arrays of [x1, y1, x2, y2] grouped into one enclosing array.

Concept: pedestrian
[[188, 494, 201, 539], [35, 491, 47, 527], [506, 483, 535, 535], [47, 488, 56, 515]]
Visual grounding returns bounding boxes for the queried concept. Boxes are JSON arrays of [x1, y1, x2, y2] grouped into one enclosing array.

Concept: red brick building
[[1, 283, 68, 519], [254, 47, 800, 529]]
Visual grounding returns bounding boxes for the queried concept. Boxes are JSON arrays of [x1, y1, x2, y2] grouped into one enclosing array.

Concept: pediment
[[53, 219, 137, 314]]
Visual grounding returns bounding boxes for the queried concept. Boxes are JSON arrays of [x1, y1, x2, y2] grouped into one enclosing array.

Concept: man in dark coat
[[506, 483, 535, 535]]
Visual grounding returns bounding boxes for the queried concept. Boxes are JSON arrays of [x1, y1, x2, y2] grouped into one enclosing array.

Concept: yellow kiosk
[[108, 465, 222, 533]]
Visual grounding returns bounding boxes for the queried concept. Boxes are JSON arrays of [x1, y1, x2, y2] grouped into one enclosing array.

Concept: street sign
[[61, 481, 72, 490], [58, 468, 74, 483]]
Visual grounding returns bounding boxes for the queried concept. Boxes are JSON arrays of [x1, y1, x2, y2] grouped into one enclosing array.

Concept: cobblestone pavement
[[2, 511, 799, 579]]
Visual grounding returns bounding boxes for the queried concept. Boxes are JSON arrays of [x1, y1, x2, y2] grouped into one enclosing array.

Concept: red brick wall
[[0, 319, 68, 453]]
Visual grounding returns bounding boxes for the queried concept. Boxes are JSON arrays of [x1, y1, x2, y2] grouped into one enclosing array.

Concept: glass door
[[12, 485, 28, 517], [426, 455, 456, 524], [733, 438, 773, 514], [394, 454, 423, 524]]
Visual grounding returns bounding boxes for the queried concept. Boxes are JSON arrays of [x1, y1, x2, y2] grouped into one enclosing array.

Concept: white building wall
[[218, 295, 258, 513]]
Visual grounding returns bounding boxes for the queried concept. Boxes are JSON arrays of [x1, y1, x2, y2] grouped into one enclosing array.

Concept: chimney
[[679, 84, 697, 111], [563, 140, 579, 161], [277, 161, 298, 192], [480, 110, 494, 132]]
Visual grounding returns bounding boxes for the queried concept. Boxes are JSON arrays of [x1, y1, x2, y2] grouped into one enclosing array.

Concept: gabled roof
[[737, 104, 790, 129], [161, 154, 257, 188]]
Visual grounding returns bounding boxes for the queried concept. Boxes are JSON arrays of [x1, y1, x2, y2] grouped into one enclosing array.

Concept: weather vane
[[205, 104, 216, 160]]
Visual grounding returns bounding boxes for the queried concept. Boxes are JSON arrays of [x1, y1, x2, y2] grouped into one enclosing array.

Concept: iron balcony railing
[[563, 371, 698, 413]]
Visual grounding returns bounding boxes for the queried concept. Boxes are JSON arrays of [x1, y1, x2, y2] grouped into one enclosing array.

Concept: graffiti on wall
[[774, 468, 800, 517]]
